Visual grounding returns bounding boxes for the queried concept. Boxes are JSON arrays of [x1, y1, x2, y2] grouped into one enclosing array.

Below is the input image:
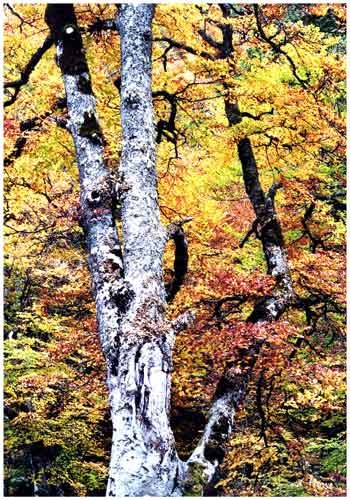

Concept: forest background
[[3, 1, 347, 497]]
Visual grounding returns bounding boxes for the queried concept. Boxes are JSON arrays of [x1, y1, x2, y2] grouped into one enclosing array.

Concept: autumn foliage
[[4, 3, 346, 496]]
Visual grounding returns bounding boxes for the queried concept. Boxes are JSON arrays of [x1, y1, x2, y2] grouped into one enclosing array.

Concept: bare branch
[[240, 108, 274, 121], [154, 36, 215, 61], [166, 217, 192, 302], [4, 34, 53, 107], [198, 21, 233, 59], [198, 28, 221, 50], [253, 5, 309, 88]]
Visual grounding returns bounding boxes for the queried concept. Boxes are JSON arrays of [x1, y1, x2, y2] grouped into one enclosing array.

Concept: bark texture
[[106, 5, 181, 496], [45, 4, 294, 497], [45, 5, 124, 363], [46, 4, 184, 496], [237, 137, 294, 321]]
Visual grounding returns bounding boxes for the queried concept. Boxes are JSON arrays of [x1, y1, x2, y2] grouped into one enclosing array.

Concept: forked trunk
[[45, 3, 294, 496], [46, 4, 183, 496]]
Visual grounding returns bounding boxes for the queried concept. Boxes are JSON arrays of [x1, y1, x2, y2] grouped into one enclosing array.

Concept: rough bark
[[45, 4, 185, 496], [237, 137, 294, 321], [106, 5, 183, 496], [45, 4, 124, 361]]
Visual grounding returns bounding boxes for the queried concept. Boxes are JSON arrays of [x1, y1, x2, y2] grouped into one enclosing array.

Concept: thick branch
[[203, 295, 248, 323], [86, 18, 118, 34], [240, 108, 274, 121], [198, 29, 222, 50], [315, 191, 346, 221], [198, 22, 233, 59], [153, 90, 178, 145], [165, 217, 192, 302], [300, 202, 326, 253], [185, 353, 258, 494], [238, 137, 266, 214], [45, 5, 125, 360], [239, 183, 282, 247]]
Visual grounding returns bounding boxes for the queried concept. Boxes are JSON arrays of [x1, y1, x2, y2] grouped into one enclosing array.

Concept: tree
[[44, 3, 191, 496], [4, 3, 346, 497]]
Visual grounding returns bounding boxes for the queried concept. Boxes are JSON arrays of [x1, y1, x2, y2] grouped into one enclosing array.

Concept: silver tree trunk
[[46, 4, 184, 496], [106, 4, 181, 496]]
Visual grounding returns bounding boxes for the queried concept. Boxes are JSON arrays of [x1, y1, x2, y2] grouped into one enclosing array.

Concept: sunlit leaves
[[4, 2, 346, 496]]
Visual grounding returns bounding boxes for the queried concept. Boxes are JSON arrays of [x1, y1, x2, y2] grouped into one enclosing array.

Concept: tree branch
[[240, 108, 274, 121], [153, 36, 215, 61], [4, 34, 54, 107], [166, 217, 192, 302], [198, 21, 233, 59], [253, 5, 309, 88], [153, 90, 178, 145], [203, 294, 248, 322], [301, 202, 324, 253], [4, 102, 68, 167], [256, 369, 268, 446], [86, 18, 118, 34], [238, 137, 266, 214], [198, 28, 222, 50]]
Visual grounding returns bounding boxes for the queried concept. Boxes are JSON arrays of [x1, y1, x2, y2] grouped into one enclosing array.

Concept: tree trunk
[[183, 145, 295, 493], [106, 5, 182, 496], [45, 4, 185, 496], [45, 4, 294, 496], [181, 59, 295, 493], [183, 104, 296, 495]]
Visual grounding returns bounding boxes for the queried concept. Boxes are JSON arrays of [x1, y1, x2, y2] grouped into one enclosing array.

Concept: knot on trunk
[[78, 111, 103, 143], [77, 73, 92, 94], [124, 92, 142, 110], [110, 281, 135, 314], [86, 175, 113, 208]]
